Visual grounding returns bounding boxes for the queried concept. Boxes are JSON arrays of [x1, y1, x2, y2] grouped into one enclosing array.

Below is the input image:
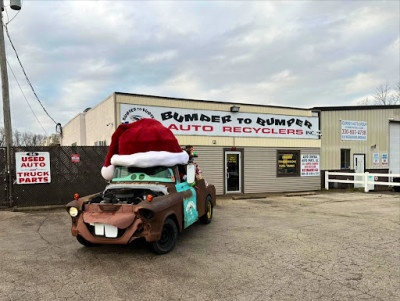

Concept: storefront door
[[353, 154, 365, 188], [225, 151, 241, 193]]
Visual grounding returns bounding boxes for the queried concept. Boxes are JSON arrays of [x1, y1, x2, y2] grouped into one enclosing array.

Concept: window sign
[[15, 152, 51, 184], [301, 155, 320, 176], [382, 153, 388, 167], [277, 151, 300, 177], [120, 104, 320, 139], [341, 120, 367, 141], [372, 153, 379, 166]]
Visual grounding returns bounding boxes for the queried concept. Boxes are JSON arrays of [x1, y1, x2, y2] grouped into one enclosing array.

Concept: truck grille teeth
[[94, 223, 118, 238]]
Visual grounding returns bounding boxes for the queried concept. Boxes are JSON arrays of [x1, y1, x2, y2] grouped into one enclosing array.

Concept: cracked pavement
[[0, 192, 399, 301]]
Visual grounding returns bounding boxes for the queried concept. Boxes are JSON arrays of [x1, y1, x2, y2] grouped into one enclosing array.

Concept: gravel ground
[[0, 192, 399, 301]]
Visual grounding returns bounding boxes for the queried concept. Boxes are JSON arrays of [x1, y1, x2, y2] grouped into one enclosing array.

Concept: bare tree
[[358, 82, 400, 105], [389, 81, 400, 105], [0, 128, 5, 147], [30, 133, 47, 146], [13, 130, 22, 147], [358, 96, 370, 105], [0, 127, 47, 146], [374, 83, 390, 105]]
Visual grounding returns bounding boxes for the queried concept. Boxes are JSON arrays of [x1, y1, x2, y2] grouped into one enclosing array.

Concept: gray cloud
[[0, 0, 398, 135]]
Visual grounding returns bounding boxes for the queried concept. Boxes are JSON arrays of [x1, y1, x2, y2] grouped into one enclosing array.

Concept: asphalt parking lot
[[0, 192, 399, 301]]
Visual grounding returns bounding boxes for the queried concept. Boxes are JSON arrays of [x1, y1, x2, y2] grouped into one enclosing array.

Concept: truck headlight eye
[[138, 208, 154, 220], [69, 207, 79, 217]]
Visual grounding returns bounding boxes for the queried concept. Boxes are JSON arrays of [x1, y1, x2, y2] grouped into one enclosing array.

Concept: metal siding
[[193, 146, 224, 195], [244, 147, 321, 193], [320, 109, 400, 170]]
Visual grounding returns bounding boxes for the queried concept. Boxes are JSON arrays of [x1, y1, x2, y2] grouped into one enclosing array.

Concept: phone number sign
[[341, 120, 367, 141], [301, 154, 320, 176], [15, 152, 51, 184]]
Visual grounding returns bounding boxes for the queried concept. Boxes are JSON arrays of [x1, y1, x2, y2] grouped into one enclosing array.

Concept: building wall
[[194, 146, 320, 195], [61, 92, 321, 194], [244, 147, 320, 193], [194, 146, 224, 195], [62, 93, 321, 148], [61, 113, 86, 146], [84, 95, 115, 146], [320, 109, 400, 170]]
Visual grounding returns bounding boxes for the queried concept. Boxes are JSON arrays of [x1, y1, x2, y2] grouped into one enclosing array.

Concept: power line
[[3, 0, 23, 25], [5, 8, 21, 26], [7, 59, 48, 135], [4, 24, 58, 125]]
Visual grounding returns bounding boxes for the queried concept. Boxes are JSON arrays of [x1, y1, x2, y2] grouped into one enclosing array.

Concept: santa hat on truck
[[101, 118, 189, 180]]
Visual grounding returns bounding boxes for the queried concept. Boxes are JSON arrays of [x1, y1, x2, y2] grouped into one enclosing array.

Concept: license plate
[[94, 223, 118, 238]]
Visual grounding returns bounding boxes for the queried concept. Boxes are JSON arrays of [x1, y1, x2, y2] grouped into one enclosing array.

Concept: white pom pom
[[101, 165, 115, 181]]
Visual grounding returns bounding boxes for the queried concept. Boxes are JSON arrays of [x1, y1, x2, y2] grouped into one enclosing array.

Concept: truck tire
[[151, 217, 178, 254], [200, 196, 213, 224]]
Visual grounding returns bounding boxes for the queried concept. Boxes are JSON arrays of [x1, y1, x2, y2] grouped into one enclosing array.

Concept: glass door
[[225, 151, 241, 193]]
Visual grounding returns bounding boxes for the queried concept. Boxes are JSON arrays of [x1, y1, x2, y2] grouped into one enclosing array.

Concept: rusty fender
[[135, 190, 191, 242], [192, 179, 216, 217], [207, 185, 217, 207]]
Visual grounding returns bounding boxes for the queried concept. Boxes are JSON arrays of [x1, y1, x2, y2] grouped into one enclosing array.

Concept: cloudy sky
[[1, 0, 399, 135]]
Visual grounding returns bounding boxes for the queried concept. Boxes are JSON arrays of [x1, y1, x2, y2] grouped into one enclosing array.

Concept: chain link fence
[[0, 148, 7, 207], [0, 146, 109, 207]]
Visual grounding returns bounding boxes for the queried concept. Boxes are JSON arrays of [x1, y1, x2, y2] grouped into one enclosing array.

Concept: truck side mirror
[[187, 164, 196, 185]]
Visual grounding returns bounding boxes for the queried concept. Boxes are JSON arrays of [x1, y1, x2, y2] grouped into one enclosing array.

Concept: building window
[[277, 150, 300, 177], [340, 149, 350, 169]]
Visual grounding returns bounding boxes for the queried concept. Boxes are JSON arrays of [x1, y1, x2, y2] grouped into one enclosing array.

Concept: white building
[[62, 92, 322, 195]]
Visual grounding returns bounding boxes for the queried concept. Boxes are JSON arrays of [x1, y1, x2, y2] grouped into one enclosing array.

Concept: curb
[[285, 192, 317, 197], [232, 195, 267, 200], [11, 205, 66, 212]]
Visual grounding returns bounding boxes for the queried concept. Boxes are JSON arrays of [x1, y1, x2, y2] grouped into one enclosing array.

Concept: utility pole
[[0, 0, 14, 206]]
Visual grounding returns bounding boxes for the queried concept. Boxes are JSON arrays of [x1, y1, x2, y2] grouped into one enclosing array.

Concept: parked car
[[66, 164, 216, 254]]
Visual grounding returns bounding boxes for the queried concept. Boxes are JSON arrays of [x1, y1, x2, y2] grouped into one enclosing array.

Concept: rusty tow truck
[[66, 164, 216, 254]]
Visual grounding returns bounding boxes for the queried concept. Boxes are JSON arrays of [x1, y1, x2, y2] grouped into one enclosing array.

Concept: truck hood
[[104, 183, 169, 195]]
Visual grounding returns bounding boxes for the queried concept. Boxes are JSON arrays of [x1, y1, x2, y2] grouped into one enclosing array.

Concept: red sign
[[15, 152, 51, 184], [72, 154, 80, 163]]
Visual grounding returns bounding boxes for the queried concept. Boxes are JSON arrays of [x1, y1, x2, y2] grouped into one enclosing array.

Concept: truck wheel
[[151, 218, 178, 254], [76, 235, 99, 247], [200, 196, 213, 224]]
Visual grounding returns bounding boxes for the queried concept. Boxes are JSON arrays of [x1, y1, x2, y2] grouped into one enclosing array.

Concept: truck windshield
[[112, 166, 175, 183]]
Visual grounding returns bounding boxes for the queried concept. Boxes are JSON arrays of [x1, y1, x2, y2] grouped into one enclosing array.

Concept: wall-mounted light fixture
[[371, 144, 377, 149], [212, 140, 216, 144], [230, 105, 240, 112], [106, 123, 113, 127]]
